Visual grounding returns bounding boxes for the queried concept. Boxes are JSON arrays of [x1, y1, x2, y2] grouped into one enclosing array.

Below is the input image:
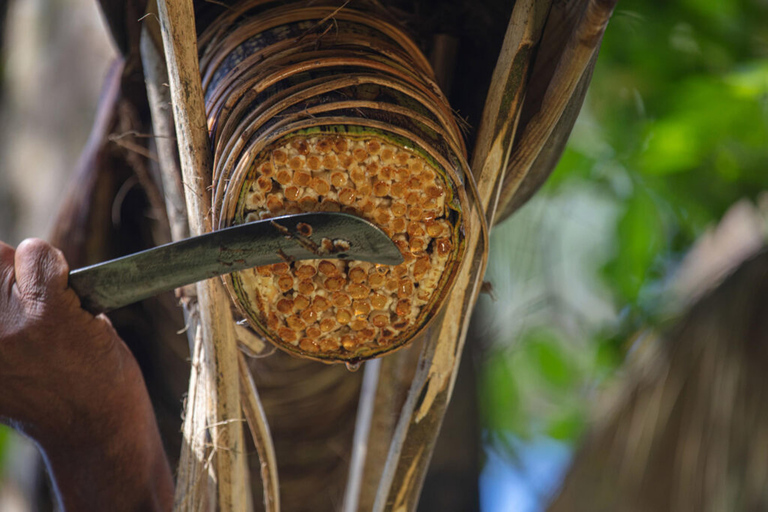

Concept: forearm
[[0, 239, 174, 510], [38, 393, 174, 512]]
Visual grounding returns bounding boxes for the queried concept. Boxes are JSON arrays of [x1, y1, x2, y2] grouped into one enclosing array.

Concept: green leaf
[[521, 329, 575, 390], [679, 0, 738, 24], [480, 351, 527, 437], [546, 408, 585, 442], [604, 187, 666, 303], [545, 146, 597, 191], [640, 118, 703, 175], [0, 425, 10, 473]]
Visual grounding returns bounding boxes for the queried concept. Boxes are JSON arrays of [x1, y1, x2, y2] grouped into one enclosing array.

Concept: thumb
[[14, 239, 70, 305]]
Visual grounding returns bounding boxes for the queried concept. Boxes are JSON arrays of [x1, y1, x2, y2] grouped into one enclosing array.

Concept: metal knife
[[69, 212, 403, 314]]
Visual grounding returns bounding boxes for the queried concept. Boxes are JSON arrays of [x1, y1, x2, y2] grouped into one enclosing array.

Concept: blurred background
[[0, 0, 114, 508], [2, 0, 768, 510], [477, 0, 768, 509]]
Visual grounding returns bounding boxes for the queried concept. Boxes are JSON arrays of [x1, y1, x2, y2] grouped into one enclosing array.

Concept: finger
[[14, 239, 70, 304], [0, 242, 16, 296]]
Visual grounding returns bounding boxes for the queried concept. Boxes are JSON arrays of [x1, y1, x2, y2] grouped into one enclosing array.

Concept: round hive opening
[[229, 130, 463, 361]]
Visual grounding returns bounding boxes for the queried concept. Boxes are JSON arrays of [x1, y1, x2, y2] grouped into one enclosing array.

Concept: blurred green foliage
[[479, 0, 768, 460], [0, 426, 9, 468], [583, 0, 768, 308]]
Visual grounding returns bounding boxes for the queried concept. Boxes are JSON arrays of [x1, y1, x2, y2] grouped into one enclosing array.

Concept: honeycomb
[[229, 132, 462, 361]]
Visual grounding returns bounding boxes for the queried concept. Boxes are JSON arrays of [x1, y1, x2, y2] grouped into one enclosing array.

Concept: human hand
[[0, 238, 172, 511], [0, 238, 141, 439]]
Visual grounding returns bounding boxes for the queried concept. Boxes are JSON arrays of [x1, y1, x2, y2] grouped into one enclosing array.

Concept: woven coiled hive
[[200, 0, 479, 362]]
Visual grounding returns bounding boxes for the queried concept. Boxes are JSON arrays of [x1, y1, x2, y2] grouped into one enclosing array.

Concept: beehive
[[200, 0, 478, 362]]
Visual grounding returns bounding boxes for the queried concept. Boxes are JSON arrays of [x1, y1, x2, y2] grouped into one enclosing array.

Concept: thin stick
[[142, 9, 214, 510], [140, 16, 190, 243], [357, 342, 422, 511], [174, 317, 217, 512], [154, 0, 250, 510], [238, 352, 280, 512], [155, 0, 213, 239], [371, 1, 551, 509], [342, 358, 382, 512]]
